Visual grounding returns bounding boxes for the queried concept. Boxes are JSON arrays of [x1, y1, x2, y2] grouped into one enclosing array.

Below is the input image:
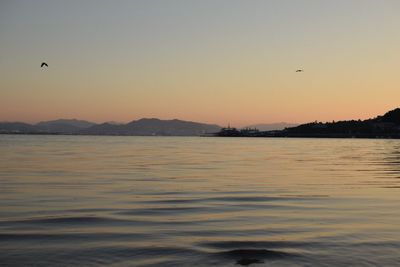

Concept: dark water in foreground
[[1, 135, 400, 266]]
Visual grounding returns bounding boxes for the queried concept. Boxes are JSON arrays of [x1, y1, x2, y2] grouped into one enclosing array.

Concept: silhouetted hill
[[80, 123, 121, 135], [214, 108, 400, 139], [36, 119, 96, 133], [82, 118, 221, 136], [374, 108, 400, 124], [272, 108, 400, 138], [0, 122, 39, 133]]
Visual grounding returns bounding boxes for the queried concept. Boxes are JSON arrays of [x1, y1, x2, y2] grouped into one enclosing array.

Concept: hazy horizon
[[0, 116, 301, 129], [0, 107, 397, 128], [1, 0, 400, 126]]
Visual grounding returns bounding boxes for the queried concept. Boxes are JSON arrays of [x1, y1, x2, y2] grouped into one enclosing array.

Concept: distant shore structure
[[216, 125, 260, 137], [212, 108, 400, 139]]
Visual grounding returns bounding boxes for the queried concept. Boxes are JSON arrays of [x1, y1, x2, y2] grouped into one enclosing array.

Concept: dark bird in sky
[[41, 62, 48, 68], [296, 69, 303, 72]]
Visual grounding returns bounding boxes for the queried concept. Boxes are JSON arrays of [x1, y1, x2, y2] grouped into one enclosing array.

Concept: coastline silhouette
[[1, 108, 400, 138]]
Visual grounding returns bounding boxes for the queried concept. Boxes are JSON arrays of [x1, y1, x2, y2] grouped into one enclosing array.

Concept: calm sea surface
[[1, 135, 400, 266]]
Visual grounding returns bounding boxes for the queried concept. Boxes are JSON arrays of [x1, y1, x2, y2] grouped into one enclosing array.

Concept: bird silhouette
[[296, 69, 303, 72], [41, 62, 48, 68]]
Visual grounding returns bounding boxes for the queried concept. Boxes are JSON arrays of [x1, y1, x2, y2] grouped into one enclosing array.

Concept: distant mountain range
[[8, 109, 399, 139], [0, 118, 221, 136], [36, 119, 96, 133], [81, 118, 221, 136]]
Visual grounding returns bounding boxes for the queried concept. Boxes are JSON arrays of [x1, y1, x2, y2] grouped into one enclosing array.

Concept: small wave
[[0, 245, 203, 267], [180, 226, 314, 237], [142, 195, 317, 205], [0, 232, 149, 242], [236, 257, 264, 266], [200, 240, 309, 249], [220, 248, 291, 258], [145, 198, 199, 204], [8, 216, 126, 225], [201, 240, 300, 266], [0, 215, 228, 228], [117, 206, 206, 216], [206, 196, 301, 202], [217, 248, 294, 265]]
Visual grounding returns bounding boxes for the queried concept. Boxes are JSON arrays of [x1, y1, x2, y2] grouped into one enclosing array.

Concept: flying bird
[[296, 69, 303, 72], [41, 62, 48, 68]]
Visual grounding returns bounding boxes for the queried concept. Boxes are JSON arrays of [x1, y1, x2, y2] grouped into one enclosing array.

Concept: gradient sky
[[1, 0, 400, 126]]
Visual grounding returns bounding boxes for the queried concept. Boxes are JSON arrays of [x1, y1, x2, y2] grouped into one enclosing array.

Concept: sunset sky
[[1, 0, 400, 126]]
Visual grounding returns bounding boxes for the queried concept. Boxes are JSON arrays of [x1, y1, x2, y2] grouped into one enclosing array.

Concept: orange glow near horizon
[[1, 1, 400, 127]]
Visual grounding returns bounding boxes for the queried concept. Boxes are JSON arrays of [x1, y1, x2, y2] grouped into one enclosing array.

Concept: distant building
[[240, 127, 259, 135], [216, 126, 260, 137], [217, 126, 241, 136]]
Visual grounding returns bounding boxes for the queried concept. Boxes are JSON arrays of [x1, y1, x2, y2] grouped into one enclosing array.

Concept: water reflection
[[0, 136, 400, 266]]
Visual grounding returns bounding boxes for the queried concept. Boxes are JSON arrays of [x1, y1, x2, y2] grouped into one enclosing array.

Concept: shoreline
[[1, 132, 400, 139]]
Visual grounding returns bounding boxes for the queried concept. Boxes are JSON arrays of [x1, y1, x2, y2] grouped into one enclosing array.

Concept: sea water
[[1, 135, 399, 266]]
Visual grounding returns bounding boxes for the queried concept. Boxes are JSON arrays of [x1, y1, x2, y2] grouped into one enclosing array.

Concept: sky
[[1, 0, 400, 126]]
